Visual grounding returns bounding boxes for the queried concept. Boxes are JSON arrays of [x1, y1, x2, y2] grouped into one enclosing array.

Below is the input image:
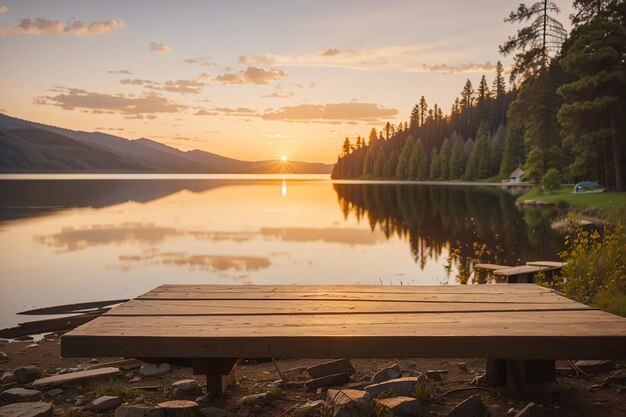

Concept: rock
[[364, 376, 425, 398], [32, 367, 120, 389], [326, 389, 373, 417], [157, 400, 199, 409], [43, 388, 62, 398], [605, 369, 626, 385], [13, 366, 41, 384], [573, 360, 615, 374], [90, 395, 123, 411], [0, 352, 7, 364], [74, 396, 87, 406], [139, 363, 171, 377], [426, 370, 442, 381], [458, 363, 468, 371], [114, 405, 166, 417], [306, 372, 350, 389], [200, 407, 231, 417], [446, 395, 489, 417], [295, 400, 324, 415], [514, 402, 545, 417], [374, 396, 422, 417], [371, 367, 401, 384], [1, 371, 15, 384], [307, 359, 355, 379], [242, 392, 271, 406], [172, 379, 200, 393], [0, 401, 52, 417], [172, 389, 187, 400], [1, 388, 43, 403]]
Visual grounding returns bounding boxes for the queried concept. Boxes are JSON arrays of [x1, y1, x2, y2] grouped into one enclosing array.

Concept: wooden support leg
[[505, 359, 557, 398], [484, 358, 506, 387], [193, 358, 239, 396]]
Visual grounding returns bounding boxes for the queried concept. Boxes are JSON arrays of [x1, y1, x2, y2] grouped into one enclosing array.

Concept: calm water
[[0, 175, 565, 328]]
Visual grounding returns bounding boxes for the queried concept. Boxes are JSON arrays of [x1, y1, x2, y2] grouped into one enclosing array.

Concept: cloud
[[261, 102, 398, 123], [35, 87, 187, 116], [108, 69, 132, 75], [120, 76, 208, 94], [195, 107, 258, 117], [0, 5, 7, 14], [239, 44, 495, 73], [263, 91, 294, 99], [184, 57, 216, 67], [11, 18, 124, 36], [216, 66, 286, 85], [150, 42, 171, 53]]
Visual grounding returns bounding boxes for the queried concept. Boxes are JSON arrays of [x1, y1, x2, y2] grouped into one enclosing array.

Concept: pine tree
[[557, 17, 626, 190], [429, 147, 440, 180], [499, 122, 525, 177], [396, 135, 415, 179], [417, 141, 430, 180], [438, 139, 452, 180], [492, 61, 507, 98], [449, 133, 464, 179], [373, 151, 385, 178], [384, 150, 399, 178], [419, 96, 428, 126], [368, 128, 378, 145], [490, 124, 506, 177], [409, 138, 425, 179], [460, 79, 474, 109], [341, 137, 352, 157]]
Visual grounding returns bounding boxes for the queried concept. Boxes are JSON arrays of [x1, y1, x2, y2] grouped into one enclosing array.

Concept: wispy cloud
[[239, 44, 494, 73], [184, 57, 216, 67], [150, 42, 171, 53], [195, 107, 258, 117], [263, 91, 295, 99], [108, 69, 132, 75], [120, 77, 208, 94], [0, 5, 7, 14], [261, 102, 398, 123], [216, 66, 286, 85], [35, 87, 187, 117], [11, 18, 125, 36]]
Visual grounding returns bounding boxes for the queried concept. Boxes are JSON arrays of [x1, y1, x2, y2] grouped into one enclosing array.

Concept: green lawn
[[518, 186, 626, 209]]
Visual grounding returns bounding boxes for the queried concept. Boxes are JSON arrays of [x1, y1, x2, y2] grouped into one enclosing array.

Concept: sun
[[280, 155, 288, 162]]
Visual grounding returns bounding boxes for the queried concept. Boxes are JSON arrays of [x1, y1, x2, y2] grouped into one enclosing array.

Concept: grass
[[518, 185, 626, 211]]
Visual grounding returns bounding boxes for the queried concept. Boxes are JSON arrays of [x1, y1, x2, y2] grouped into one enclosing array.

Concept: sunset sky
[[0, 1, 574, 163]]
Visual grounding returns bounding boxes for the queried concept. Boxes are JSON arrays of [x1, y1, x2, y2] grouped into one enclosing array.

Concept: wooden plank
[[105, 299, 588, 317], [474, 263, 512, 271], [32, 367, 120, 389], [18, 299, 128, 315], [140, 284, 552, 296], [526, 261, 566, 268], [61, 310, 626, 360], [493, 266, 550, 277], [0, 311, 105, 338]]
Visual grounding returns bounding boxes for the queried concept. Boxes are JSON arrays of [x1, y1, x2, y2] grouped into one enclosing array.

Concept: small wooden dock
[[62, 284, 626, 396], [475, 261, 567, 283]]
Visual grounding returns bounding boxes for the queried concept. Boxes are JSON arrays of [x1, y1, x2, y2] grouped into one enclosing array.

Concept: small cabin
[[573, 181, 603, 193], [509, 168, 525, 183]]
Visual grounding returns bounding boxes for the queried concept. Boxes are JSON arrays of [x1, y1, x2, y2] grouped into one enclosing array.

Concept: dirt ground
[[1, 336, 624, 416]]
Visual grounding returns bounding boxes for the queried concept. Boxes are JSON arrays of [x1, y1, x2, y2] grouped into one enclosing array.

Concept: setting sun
[[281, 155, 288, 162]]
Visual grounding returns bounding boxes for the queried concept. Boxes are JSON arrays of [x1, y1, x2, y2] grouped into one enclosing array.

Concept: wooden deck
[[62, 284, 626, 360]]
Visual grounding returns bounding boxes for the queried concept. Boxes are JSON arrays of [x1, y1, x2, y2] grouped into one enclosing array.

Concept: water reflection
[[333, 183, 564, 281]]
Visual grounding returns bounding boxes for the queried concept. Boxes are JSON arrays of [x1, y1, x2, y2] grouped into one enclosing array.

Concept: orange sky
[[0, 1, 574, 163]]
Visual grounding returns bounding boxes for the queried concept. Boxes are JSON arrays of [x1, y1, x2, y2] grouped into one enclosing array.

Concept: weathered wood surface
[[493, 265, 550, 277], [62, 284, 626, 360], [473, 263, 512, 272], [526, 261, 566, 269]]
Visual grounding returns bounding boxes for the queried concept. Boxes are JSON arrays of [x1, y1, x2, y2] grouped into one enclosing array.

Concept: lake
[[0, 175, 565, 329]]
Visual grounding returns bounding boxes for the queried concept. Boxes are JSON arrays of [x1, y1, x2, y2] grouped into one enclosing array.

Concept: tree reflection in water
[[333, 183, 564, 284]]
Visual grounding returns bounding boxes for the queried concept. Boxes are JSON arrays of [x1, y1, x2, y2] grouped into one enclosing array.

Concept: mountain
[[0, 113, 333, 174]]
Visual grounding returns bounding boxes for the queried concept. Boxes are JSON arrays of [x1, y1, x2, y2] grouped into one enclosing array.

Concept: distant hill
[[0, 113, 333, 174]]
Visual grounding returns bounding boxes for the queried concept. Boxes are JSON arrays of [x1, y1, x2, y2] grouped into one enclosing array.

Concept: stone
[[74, 396, 88, 406], [1, 388, 42, 403], [0, 352, 7, 364], [307, 359, 355, 379], [574, 360, 616, 374], [326, 389, 373, 417], [13, 366, 41, 383], [295, 400, 324, 415], [172, 389, 187, 400], [364, 376, 425, 398], [156, 400, 199, 412], [172, 379, 200, 392], [200, 407, 231, 417], [43, 388, 62, 398], [1, 371, 15, 384], [605, 368, 626, 385], [371, 367, 401, 384], [114, 405, 166, 417], [458, 362, 468, 372], [242, 392, 271, 406], [306, 372, 350, 389], [514, 402, 545, 417], [90, 395, 123, 411], [374, 396, 422, 417], [139, 363, 171, 377], [446, 395, 489, 417], [426, 370, 442, 381], [32, 367, 120, 389], [0, 401, 53, 417]]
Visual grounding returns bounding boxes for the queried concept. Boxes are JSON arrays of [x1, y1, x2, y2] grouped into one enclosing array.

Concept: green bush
[[541, 168, 561, 193]]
